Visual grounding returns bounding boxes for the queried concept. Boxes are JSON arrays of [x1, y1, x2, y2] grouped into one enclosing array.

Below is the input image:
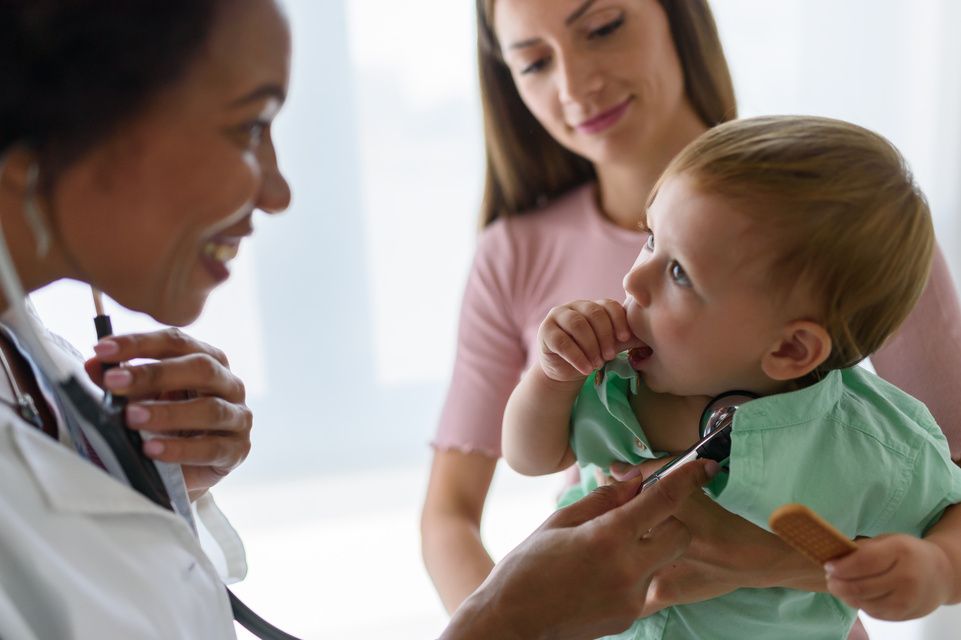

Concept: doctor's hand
[[84, 328, 252, 501], [605, 459, 827, 616], [441, 460, 718, 640]]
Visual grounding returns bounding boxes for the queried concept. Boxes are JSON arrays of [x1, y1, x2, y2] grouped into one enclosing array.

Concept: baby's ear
[[761, 320, 832, 381]]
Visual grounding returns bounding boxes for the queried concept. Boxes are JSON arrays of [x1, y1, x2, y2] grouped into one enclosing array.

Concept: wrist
[[532, 365, 587, 396], [441, 587, 523, 640]]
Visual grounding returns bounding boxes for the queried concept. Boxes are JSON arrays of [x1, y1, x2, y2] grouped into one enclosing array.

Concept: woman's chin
[[126, 292, 209, 328]]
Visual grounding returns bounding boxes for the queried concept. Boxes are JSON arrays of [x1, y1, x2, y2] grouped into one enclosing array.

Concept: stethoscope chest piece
[[640, 390, 758, 492]]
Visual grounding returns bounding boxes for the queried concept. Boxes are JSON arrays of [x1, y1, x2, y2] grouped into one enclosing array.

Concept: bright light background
[[30, 1, 961, 638]]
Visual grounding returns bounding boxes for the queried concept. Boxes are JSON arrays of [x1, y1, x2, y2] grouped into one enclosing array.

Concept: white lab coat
[[0, 308, 239, 639]]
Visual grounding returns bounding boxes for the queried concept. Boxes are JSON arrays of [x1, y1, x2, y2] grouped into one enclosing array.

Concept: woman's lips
[[575, 97, 633, 135], [628, 345, 654, 370], [199, 238, 242, 284]]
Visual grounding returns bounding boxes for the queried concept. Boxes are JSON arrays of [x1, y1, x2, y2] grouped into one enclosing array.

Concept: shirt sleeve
[[872, 243, 961, 460], [431, 223, 527, 458], [867, 426, 961, 537]]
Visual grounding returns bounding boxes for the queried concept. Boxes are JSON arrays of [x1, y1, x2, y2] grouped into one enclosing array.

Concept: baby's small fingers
[[595, 299, 633, 345], [825, 541, 896, 580], [569, 301, 617, 362], [542, 326, 594, 376], [554, 308, 604, 368], [827, 573, 897, 605]]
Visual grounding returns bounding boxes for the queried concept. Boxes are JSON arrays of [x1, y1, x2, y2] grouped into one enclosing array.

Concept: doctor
[[0, 0, 717, 638]]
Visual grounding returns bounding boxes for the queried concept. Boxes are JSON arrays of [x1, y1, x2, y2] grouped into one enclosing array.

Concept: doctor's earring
[[23, 161, 52, 258]]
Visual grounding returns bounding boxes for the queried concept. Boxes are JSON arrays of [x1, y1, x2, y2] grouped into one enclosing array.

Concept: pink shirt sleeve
[[431, 223, 526, 458], [872, 243, 961, 460]]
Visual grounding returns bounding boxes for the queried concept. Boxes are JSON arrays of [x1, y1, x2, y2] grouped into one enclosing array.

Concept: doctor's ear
[[761, 320, 832, 381], [0, 147, 39, 194]]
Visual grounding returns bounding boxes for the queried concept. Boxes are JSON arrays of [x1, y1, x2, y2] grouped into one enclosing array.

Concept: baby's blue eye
[[670, 260, 691, 287], [644, 234, 655, 251]]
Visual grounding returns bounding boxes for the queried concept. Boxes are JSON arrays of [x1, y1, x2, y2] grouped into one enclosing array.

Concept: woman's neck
[[594, 105, 709, 230]]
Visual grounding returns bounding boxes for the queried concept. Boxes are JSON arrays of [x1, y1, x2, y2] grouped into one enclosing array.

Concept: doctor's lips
[[628, 344, 653, 369], [574, 97, 633, 135], [200, 235, 245, 282]]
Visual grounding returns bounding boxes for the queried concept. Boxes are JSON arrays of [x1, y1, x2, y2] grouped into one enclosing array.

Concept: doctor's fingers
[[143, 432, 251, 470], [101, 353, 247, 403], [125, 396, 252, 436], [590, 459, 716, 541], [92, 328, 230, 367]]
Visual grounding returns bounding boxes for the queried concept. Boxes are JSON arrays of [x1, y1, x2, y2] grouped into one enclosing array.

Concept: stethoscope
[[639, 390, 758, 492], [0, 156, 302, 639]]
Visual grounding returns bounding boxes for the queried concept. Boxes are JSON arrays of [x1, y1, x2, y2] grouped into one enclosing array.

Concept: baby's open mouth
[[627, 345, 654, 370]]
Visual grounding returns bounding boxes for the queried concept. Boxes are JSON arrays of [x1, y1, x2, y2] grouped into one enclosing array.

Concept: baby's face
[[622, 174, 808, 397]]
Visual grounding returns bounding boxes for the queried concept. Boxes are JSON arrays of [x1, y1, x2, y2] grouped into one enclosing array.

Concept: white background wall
[[30, 1, 961, 638]]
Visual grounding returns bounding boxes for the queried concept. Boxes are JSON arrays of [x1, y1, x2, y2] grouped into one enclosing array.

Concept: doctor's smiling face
[[49, 0, 292, 326], [622, 174, 821, 398]]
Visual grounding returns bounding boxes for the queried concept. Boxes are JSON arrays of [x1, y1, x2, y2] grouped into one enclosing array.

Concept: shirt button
[[634, 437, 647, 452]]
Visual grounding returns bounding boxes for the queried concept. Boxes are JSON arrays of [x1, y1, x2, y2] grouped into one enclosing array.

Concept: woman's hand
[[826, 534, 954, 620], [85, 328, 252, 501], [538, 299, 642, 382], [442, 460, 719, 640], [606, 459, 826, 614]]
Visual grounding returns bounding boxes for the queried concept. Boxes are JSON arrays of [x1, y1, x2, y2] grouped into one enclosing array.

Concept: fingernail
[[93, 340, 119, 357], [126, 405, 150, 426], [824, 562, 836, 575], [704, 460, 721, 478], [143, 440, 165, 457], [104, 368, 132, 390]]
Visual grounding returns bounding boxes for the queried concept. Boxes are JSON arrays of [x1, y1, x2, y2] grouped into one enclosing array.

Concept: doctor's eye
[[669, 260, 692, 288], [230, 120, 269, 150]]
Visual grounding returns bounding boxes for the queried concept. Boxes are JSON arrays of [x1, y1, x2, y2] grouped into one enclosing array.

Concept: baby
[[502, 116, 961, 639]]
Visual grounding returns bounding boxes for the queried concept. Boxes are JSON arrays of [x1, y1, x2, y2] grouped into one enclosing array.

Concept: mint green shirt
[[562, 355, 961, 640]]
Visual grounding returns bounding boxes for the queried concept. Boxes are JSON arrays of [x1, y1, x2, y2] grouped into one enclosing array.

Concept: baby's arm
[[826, 502, 961, 620], [503, 300, 640, 476]]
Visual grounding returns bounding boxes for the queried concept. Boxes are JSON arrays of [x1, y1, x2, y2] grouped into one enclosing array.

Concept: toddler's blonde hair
[[656, 115, 934, 372]]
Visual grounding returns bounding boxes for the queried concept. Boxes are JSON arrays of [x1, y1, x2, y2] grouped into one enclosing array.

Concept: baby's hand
[[537, 299, 641, 382], [825, 534, 953, 620]]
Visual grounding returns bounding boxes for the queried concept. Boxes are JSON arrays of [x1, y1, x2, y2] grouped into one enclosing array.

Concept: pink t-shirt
[[433, 182, 961, 459]]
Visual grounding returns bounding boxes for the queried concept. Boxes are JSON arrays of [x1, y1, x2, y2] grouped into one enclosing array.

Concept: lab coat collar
[[10, 418, 187, 523]]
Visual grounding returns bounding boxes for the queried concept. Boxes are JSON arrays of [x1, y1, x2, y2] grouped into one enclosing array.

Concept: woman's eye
[[246, 121, 268, 147], [588, 16, 624, 40], [644, 233, 655, 252], [669, 260, 692, 288], [520, 58, 549, 75], [233, 120, 269, 149]]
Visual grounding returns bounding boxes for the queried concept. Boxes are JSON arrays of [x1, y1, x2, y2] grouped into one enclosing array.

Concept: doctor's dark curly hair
[[0, 0, 224, 175]]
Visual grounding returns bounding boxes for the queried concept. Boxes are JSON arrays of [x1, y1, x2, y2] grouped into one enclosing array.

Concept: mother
[[422, 0, 961, 633], [1, 1, 720, 638]]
